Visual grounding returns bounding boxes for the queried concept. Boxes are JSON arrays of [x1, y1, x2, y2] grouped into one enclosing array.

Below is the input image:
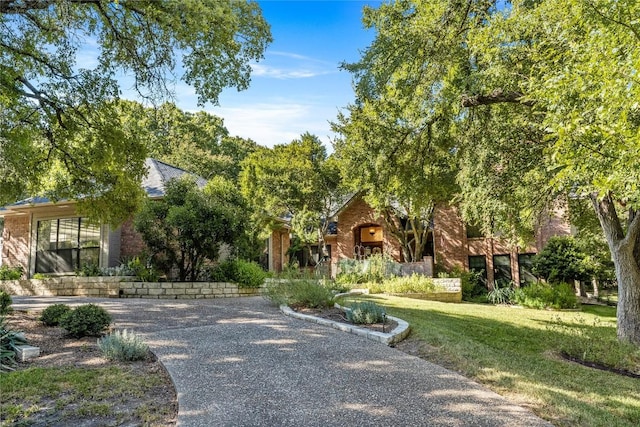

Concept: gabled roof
[[143, 158, 207, 198], [0, 158, 207, 214]]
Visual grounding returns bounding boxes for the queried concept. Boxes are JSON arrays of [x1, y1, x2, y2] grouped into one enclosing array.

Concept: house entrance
[[354, 224, 383, 259]]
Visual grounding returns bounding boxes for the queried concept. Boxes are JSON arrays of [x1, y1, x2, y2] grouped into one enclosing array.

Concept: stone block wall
[[0, 277, 261, 299]]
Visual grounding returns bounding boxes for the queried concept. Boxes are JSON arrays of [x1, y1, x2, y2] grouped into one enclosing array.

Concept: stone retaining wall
[[387, 291, 461, 303], [0, 277, 261, 299]]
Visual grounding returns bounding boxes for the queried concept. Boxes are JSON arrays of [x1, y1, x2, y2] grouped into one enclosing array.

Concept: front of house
[[282, 193, 570, 286], [0, 159, 204, 278]]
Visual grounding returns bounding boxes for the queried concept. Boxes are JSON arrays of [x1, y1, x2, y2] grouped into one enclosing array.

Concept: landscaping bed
[[292, 305, 398, 333], [1, 310, 177, 426]]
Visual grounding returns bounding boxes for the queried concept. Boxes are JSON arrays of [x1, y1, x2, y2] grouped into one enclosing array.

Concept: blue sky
[[176, 1, 382, 149]]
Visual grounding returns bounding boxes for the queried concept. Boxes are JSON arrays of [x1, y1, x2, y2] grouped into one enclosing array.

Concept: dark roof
[[0, 158, 207, 213]]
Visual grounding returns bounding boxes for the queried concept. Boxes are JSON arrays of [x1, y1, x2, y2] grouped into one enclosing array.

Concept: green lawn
[[357, 295, 639, 427]]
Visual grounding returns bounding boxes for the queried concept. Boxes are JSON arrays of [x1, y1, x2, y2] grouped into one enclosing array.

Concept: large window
[[35, 218, 101, 273], [493, 254, 512, 285], [468, 255, 487, 285], [518, 253, 537, 286]]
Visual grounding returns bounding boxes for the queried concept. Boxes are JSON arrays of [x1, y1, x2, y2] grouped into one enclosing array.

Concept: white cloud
[[207, 102, 337, 148], [250, 63, 333, 80]]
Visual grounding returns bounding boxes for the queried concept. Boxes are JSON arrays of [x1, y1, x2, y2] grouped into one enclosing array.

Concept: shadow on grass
[[374, 299, 639, 427]]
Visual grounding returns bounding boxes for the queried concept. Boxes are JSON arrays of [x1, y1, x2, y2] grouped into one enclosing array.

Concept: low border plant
[[98, 329, 149, 362], [0, 291, 12, 315], [59, 304, 112, 338], [0, 266, 23, 281], [39, 304, 72, 326], [346, 301, 386, 324], [1, 315, 28, 372], [264, 279, 334, 309]]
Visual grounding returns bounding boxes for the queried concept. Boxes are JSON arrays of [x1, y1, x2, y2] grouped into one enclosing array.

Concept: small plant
[[127, 257, 159, 282], [98, 329, 149, 362], [0, 265, 23, 280], [100, 263, 135, 277], [59, 304, 112, 338], [346, 301, 386, 324], [374, 274, 440, 294], [487, 281, 516, 305], [76, 263, 102, 277], [233, 259, 267, 288], [1, 315, 28, 372], [32, 273, 50, 279], [39, 304, 72, 326], [0, 291, 12, 315]]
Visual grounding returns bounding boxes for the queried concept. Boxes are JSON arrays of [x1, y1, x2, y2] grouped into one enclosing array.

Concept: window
[[468, 255, 487, 284], [466, 223, 484, 239], [35, 217, 101, 273], [518, 253, 537, 286], [493, 254, 512, 285]]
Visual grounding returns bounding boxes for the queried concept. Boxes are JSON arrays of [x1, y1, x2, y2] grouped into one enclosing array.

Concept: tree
[[0, 0, 271, 224], [240, 133, 343, 265], [134, 176, 247, 281], [345, 0, 640, 344], [531, 236, 592, 286]]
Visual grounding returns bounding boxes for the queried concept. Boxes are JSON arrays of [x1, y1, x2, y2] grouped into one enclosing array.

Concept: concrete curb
[[279, 304, 410, 345]]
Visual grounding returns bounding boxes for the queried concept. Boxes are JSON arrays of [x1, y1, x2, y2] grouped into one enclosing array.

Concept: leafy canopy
[[0, 0, 271, 224]]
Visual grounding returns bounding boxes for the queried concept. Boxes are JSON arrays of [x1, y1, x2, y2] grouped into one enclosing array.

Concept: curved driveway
[[13, 296, 551, 427]]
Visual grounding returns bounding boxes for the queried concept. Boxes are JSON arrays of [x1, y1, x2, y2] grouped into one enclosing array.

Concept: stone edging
[[279, 305, 410, 346]]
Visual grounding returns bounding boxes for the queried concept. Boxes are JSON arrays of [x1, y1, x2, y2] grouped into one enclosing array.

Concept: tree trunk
[[592, 194, 640, 345], [592, 278, 600, 298]]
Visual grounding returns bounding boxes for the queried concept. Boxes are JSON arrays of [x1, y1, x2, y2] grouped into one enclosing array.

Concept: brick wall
[[433, 204, 466, 272], [119, 219, 147, 260], [1, 215, 30, 273], [336, 196, 402, 263], [536, 203, 571, 251]]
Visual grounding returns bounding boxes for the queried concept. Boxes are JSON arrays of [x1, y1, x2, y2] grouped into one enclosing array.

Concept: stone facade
[[1, 215, 30, 273]]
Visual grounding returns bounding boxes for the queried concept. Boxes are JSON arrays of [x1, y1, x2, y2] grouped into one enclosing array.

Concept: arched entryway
[[353, 223, 383, 259]]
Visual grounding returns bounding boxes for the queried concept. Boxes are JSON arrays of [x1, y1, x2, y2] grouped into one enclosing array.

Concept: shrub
[[460, 270, 487, 301], [127, 257, 159, 282], [98, 329, 149, 362], [346, 301, 386, 324], [0, 265, 23, 280], [513, 283, 579, 310], [264, 279, 334, 309], [59, 304, 112, 338], [376, 274, 439, 294], [100, 263, 136, 277], [234, 260, 267, 288], [1, 316, 28, 372], [76, 263, 102, 277], [39, 304, 72, 326], [336, 254, 399, 284], [0, 291, 12, 315], [487, 281, 516, 305]]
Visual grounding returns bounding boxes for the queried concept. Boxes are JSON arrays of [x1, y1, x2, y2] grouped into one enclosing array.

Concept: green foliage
[[0, 291, 12, 315], [460, 270, 488, 301], [240, 132, 344, 248], [263, 279, 334, 309], [98, 330, 149, 362], [0, 266, 23, 281], [134, 176, 247, 281], [487, 282, 516, 305], [1, 315, 28, 372], [346, 301, 386, 325], [59, 305, 112, 338], [369, 274, 440, 294], [208, 259, 267, 288], [547, 315, 640, 375], [336, 254, 399, 285], [513, 283, 580, 310], [76, 263, 102, 277], [39, 304, 72, 327], [532, 236, 592, 284], [126, 257, 159, 282], [0, 1, 271, 223]]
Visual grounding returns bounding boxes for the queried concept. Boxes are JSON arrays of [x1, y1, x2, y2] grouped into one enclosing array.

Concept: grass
[[0, 366, 172, 425], [360, 295, 639, 427]]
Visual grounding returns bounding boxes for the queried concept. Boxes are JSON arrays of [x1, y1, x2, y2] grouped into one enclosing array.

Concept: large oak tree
[[0, 0, 271, 224]]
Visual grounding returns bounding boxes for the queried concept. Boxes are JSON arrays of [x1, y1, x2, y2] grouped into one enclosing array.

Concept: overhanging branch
[[461, 89, 535, 107]]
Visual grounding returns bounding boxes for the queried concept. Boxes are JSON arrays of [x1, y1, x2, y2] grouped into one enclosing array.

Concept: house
[[270, 193, 570, 286], [0, 159, 206, 278]]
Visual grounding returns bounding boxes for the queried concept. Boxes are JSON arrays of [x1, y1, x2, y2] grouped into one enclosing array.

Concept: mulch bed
[[560, 352, 640, 379]]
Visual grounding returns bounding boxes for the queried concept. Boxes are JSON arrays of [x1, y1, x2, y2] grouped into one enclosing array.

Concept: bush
[[39, 304, 72, 326], [336, 254, 399, 285], [234, 260, 267, 288], [59, 304, 112, 338], [487, 281, 516, 304], [208, 259, 267, 288], [264, 279, 334, 309], [372, 274, 439, 294], [1, 315, 28, 372], [98, 329, 149, 362], [127, 257, 159, 282], [0, 265, 23, 280], [346, 301, 386, 324], [513, 283, 579, 310], [460, 270, 487, 301], [76, 263, 102, 277], [0, 291, 12, 315]]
